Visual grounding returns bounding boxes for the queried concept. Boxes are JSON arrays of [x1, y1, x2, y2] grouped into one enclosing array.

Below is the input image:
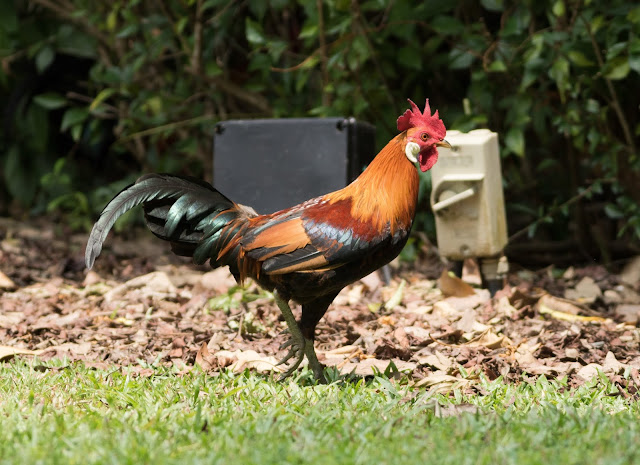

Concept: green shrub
[[1, 0, 638, 257]]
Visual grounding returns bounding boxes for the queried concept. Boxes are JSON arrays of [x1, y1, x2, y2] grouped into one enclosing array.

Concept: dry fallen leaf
[[615, 304, 640, 325], [213, 349, 283, 374], [456, 308, 490, 334], [494, 296, 517, 318], [576, 363, 603, 382], [0, 346, 43, 361], [47, 342, 93, 356], [518, 362, 569, 376], [82, 270, 102, 287], [323, 345, 362, 357], [417, 350, 455, 372], [620, 256, 640, 287], [564, 276, 602, 304], [603, 351, 628, 375], [415, 371, 474, 393], [200, 268, 238, 294], [0, 270, 16, 290], [538, 297, 608, 323], [513, 339, 542, 366], [437, 270, 476, 298], [0, 312, 23, 329], [403, 326, 432, 344], [359, 272, 382, 292], [461, 258, 483, 286], [539, 294, 584, 315], [104, 271, 178, 303], [465, 329, 513, 349], [195, 342, 215, 371], [432, 300, 459, 319]]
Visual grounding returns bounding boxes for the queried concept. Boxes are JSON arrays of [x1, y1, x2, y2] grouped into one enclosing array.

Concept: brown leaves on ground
[[1, 217, 640, 393]]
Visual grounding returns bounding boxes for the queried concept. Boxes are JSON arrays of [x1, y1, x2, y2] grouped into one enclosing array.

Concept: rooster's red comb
[[397, 98, 446, 139]]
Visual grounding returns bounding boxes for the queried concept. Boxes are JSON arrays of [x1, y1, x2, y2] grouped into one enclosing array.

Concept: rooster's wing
[[241, 197, 405, 276]]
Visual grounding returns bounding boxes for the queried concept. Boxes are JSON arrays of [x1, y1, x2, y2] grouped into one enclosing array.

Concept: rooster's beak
[[436, 139, 452, 149]]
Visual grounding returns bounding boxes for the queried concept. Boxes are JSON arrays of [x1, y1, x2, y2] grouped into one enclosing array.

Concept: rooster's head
[[397, 99, 450, 172]]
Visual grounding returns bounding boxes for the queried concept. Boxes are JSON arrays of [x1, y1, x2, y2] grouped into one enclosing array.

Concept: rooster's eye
[[420, 133, 428, 141]]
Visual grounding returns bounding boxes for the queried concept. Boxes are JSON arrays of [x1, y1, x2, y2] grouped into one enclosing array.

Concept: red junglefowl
[[85, 99, 449, 382]]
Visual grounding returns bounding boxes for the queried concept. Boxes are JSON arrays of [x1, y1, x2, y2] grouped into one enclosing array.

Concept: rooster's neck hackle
[[330, 133, 419, 233]]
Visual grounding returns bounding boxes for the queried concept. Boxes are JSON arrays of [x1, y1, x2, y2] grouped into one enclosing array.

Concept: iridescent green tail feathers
[[85, 174, 252, 270]]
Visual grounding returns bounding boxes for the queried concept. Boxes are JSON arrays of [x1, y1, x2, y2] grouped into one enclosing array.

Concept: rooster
[[85, 99, 449, 382]]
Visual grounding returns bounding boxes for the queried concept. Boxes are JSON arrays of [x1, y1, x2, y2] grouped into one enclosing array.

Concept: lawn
[[1, 359, 639, 465]]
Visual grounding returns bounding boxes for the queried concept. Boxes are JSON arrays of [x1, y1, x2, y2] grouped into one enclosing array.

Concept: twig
[[271, 54, 319, 73], [191, 0, 204, 75], [1, 49, 27, 74], [336, 348, 366, 369], [481, 40, 500, 72], [65, 91, 118, 114], [116, 114, 217, 143]]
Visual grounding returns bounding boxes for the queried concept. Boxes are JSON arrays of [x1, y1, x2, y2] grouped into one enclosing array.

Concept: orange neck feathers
[[329, 133, 419, 233]]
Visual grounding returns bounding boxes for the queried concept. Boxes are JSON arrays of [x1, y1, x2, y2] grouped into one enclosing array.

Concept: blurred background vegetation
[[0, 0, 639, 266]]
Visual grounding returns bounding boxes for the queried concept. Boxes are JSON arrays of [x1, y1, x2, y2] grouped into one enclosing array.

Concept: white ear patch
[[405, 142, 420, 164]]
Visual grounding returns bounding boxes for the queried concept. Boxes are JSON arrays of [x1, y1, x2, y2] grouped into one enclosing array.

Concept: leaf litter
[[0, 218, 639, 393]]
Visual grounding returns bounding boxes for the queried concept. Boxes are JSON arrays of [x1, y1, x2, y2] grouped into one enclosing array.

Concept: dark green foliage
[[0, 0, 638, 259]]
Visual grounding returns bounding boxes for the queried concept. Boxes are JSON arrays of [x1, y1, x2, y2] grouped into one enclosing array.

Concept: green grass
[[1, 360, 639, 465]]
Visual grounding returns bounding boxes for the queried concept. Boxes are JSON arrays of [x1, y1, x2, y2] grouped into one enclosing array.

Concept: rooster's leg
[[304, 342, 326, 382], [273, 290, 306, 379]]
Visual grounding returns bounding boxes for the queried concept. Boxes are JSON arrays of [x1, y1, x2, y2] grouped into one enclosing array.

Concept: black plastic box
[[213, 117, 376, 214]]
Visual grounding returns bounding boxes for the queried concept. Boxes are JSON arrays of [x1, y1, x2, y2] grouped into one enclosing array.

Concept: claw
[[276, 345, 297, 366], [276, 334, 305, 380], [278, 327, 290, 337], [278, 356, 304, 380]]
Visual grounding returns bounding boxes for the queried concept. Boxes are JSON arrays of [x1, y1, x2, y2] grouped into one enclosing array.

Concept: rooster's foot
[[276, 336, 326, 383], [276, 334, 306, 380]]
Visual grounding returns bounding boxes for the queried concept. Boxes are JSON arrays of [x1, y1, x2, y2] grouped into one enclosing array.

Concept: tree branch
[[190, 0, 204, 76]]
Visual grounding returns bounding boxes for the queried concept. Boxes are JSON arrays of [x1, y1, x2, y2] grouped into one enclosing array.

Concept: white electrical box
[[430, 129, 507, 260]]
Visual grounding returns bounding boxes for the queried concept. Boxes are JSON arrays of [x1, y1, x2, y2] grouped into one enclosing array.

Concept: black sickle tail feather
[[85, 174, 252, 271]]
